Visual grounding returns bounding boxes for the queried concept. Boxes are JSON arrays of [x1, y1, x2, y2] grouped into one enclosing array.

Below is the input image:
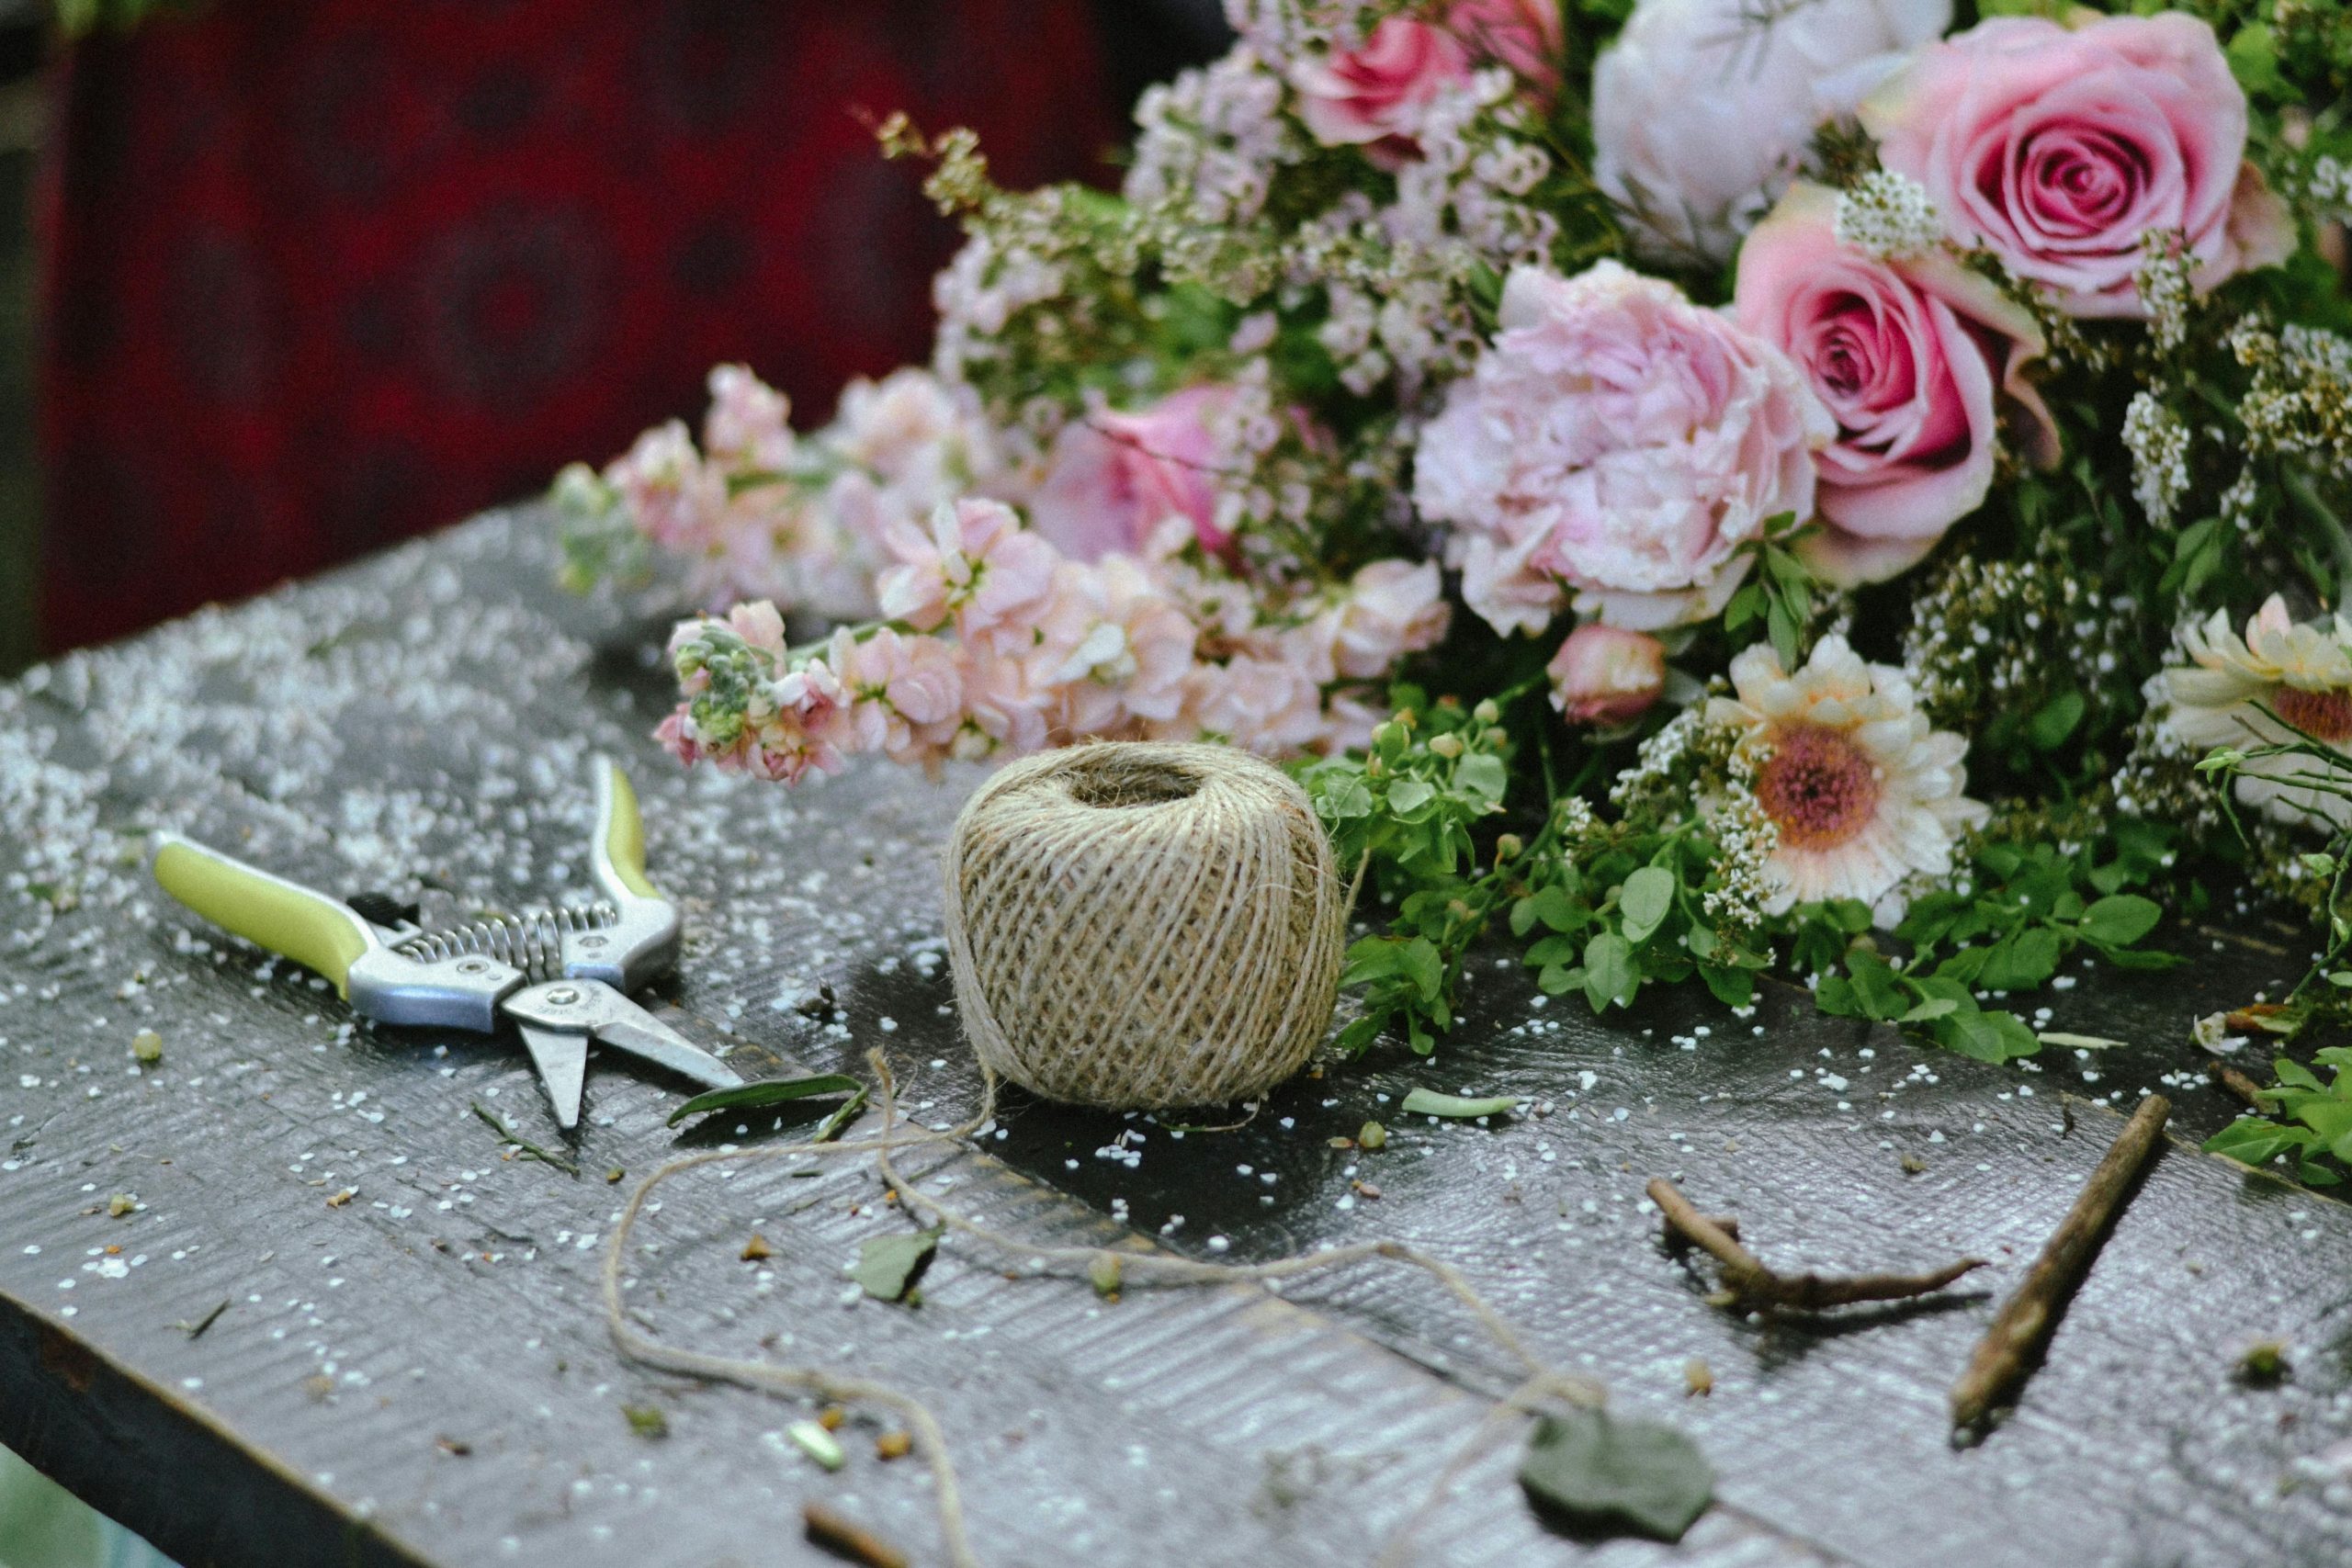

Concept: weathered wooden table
[[5, 510, 2350, 1568]]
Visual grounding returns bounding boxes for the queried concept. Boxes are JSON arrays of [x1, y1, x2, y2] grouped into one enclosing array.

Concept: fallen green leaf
[[2037, 1031, 2126, 1051], [853, 1228, 942, 1302], [815, 1085, 870, 1142], [667, 1074, 864, 1128], [1400, 1088, 1518, 1119], [1519, 1407, 1713, 1543], [622, 1404, 668, 1438]]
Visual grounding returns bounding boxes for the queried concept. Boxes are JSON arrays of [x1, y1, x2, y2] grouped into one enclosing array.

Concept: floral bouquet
[[556, 0, 2352, 1149]]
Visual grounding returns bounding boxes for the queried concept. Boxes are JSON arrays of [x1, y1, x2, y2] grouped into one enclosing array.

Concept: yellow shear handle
[[595, 760, 662, 902], [152, 835, 375, 997]]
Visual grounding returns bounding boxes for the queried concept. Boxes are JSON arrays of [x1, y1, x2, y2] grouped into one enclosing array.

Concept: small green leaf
[[2028, 690, 2085, 750], [1977, 926, 2062, 991], [1845, 951, 1906, 1021], [852, 1228, 942, 1302], [1584, 931, 1636, 1010], [1387, 778, 1436, 817], [622, 1404, 669, 1438], [1939, 1009, 2041, 1063], [1519, 1408, 1713, 1543], [667, 1074, 863, 1128], [1400, 1088, 1519, 1119], [1901, 998, 1960, 1023], [2203, 1118, 2316, 1168], [1620, 866, 1675, 944], [1456, 751, 1510, 805], [2078, 895, 2162, 948]]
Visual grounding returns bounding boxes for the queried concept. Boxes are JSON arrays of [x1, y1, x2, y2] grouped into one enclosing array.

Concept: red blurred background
[[23, 0, 1226, 658]]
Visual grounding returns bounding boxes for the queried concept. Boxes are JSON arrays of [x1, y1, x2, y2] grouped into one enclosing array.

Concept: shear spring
[[395, 903, 618, 981]]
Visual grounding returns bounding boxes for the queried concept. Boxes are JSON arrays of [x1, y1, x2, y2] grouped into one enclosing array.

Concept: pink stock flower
[[1027, 386, 1240, 562], [1734, 182, 2060, 585], [1414, 261, 1831, 633], [608, 421, 724, 555], [1547, 624, 1666, 724], [1288, 14, 1470, 160], [1031, 557, 1198, 738], [1187, 652, 1330, 755], [876, 498, 1057, 643], [1326, 558, 1453, 680], [701, 365, 797, 470], [831, 627, 965, 763], [1860, 14, 2295, 319]]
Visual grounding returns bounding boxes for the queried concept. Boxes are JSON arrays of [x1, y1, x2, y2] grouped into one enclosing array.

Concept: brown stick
[[1647, 1179, 1985, 1311], [2207, 1063, 2268, 1108], [1948, 1093, 2170, 1429], [805, 1502, 910, 1568]]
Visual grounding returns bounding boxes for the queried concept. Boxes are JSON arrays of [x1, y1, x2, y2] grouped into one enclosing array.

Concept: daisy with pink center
[[2154, 596, 2352, 828], [1707, 635, 1987, 917]]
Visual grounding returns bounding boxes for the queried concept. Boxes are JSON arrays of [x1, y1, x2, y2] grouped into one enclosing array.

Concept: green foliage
[[1298, 688, 1518, 1055], [1806, 826, 2177, 1062], [2205, 1050, 2352, 1188], [54, 0, 195, 34]]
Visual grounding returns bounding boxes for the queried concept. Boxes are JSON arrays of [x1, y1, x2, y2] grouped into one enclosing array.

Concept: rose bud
[[1548, 625, 1667, 724]]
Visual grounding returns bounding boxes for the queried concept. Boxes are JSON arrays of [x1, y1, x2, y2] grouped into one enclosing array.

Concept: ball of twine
[[941, 741, 1344, 1110]]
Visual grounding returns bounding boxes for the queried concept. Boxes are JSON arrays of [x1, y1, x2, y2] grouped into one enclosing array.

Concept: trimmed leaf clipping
[[853, 1228, 942, 1302], [1400, 1088, 1518, 1119], [1519, 1408, 1713, 1543], [666, 1074, 863, 1127]]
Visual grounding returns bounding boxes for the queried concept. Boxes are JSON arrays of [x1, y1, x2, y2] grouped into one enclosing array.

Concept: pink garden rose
[[1860, 13, 2295, 318], [1027, 385, 1238, 563], [1735, 182, 2060, 584], [1548, 624, 1666, 724], [1288, 2, 1562, 161], [1414, 261, 1831, 632], [1288, 14, 1469, 158]]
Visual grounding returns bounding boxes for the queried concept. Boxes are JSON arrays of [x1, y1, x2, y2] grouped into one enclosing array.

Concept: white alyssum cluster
[[2133, 234, 2197, 354], [1832, 170, 1943, 259], [1125, 47, 1299, 228], [2122, 392, 2192, 526]]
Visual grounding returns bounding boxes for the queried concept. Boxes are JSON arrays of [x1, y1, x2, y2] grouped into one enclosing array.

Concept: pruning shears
[[150, 758, 742, 1132]]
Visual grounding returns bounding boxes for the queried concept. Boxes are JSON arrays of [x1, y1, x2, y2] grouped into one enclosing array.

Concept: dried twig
[[2207, 1063, 2269, 1108], [1949, 1093, 2170, 1429], [1647, 1179, 1985, 1312], [804, 1502, 910, 1568]]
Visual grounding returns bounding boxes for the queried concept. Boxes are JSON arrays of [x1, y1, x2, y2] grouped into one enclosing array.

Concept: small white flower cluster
[[1832, 171, 1943, 260], [2133, 232, 2197, 354], [2122, 391, 2192, 526], [1900, 548, 2129, 732], [2232, 320, 2352, 478], [1125, 47, 1300, 228], [1220, 0, 1377, 55], [1389, 70, 1558, 270], [1701, 745, 1781, 937], [932, 229, 1070, 389], [2293, 153, 2351, 224]]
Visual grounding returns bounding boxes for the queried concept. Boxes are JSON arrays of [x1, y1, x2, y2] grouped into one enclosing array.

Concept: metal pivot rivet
[[543, 986, 581, 1007], [456, 959, 488, 975], [577, 934, 608, 950]]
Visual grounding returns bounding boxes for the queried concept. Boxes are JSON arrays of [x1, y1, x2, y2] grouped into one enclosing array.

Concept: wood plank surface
[[3, 509, 2346, 1568]]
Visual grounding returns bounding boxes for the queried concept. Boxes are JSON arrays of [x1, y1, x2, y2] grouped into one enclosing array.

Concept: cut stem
[[1949, 1094, 2170, 1429], [1647, 1179, 1984, 1312]]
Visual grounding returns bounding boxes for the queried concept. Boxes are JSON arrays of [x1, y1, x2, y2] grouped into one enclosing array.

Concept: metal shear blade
[[504, 979, 740, 1131]]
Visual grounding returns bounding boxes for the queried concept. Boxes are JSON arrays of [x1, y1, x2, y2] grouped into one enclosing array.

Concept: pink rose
[[1287, 15, 1469, 160], [1547, 625, 1666, 724], [1445, 0, 1565, 104], [1735, 182, 2061, 584], [1860, 14, 2295, 318], [1414, 261, 1831, 632], [1027, 385, 1238, 562]]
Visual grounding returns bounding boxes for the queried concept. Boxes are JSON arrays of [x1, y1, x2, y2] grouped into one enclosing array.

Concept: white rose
[[1591, 0, 1951, 266]]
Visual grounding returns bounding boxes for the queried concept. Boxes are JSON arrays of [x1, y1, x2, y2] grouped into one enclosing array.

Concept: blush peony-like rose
[[1286, 14, 1470, 158], [1414, 261, 1831, 634], [1592, 0, 1951, 266], [1734, 182, 2060, 585], [1860, 13, 2294, 319]]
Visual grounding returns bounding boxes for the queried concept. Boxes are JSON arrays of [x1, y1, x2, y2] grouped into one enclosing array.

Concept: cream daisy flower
[[2155, 595, 2352, 828], [1706, 635, 1989, 918]]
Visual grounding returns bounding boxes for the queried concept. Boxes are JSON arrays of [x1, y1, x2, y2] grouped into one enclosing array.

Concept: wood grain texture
[[1, 509, 2345, 1568]]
